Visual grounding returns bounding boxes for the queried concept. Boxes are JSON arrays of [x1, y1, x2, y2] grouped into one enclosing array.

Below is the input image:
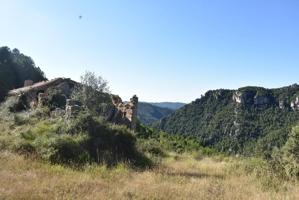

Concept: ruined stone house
[[7, 78, 138, 129]]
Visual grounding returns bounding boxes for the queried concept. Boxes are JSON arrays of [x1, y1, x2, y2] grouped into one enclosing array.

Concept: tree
[[0, 46, 46, 102], [72, 71, 111, 114], [280, 124, 299, 178]]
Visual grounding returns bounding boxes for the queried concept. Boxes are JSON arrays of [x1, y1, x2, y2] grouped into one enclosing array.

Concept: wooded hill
[[0, 46, 46, 101], [156, 85, 299, 156]]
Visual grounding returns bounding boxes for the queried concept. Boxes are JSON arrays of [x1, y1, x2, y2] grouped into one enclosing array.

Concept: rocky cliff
[[157, 84, 299, 154]]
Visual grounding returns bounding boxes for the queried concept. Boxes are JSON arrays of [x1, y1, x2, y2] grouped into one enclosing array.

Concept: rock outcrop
[[291, 97, 299, 111], [232, 91, 256, 105], [232, 88, 273, 109], [110, 95, 138, 129]]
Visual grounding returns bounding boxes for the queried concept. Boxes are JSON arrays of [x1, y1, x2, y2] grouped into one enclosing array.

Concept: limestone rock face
[[232, 91, 254, 105], [110, 95, 138, 130], [232, 91, 243, 104], [291, 97, 299, 111], [232, 89, 272, 109]]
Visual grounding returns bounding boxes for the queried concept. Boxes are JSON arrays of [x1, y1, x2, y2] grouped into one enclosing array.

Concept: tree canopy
[[0, 46, 46, 101]]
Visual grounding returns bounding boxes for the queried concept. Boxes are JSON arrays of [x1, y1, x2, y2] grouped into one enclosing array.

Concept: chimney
[[24, 80, 33, 87]]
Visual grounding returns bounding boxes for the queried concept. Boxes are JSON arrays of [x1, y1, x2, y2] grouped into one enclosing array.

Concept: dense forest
[[157, 85, 299, 157], [137, 102, 174, 125], [0, 46, 46, 101], [148, 102, 185, 110]]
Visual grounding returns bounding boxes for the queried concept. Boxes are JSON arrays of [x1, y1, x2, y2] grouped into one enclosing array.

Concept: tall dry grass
[[0, 151, 298, 200]]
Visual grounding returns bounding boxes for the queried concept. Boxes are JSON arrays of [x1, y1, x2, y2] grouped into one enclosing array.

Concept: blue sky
[[1, 0, 299, 102]]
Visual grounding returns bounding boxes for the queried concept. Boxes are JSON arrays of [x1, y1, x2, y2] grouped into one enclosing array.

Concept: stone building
[[8, 78, 138, 129]]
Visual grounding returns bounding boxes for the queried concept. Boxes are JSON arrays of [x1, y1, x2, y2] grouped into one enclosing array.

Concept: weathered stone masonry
[[8, 78, 138, 129]]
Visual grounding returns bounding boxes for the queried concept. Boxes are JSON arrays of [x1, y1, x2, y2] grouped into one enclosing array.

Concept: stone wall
[[8, 78, 139, 129], [8, 78, 76, 110], [24, 80, 34, 87]]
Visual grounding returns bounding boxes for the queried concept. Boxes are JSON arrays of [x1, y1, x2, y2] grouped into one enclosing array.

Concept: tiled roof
[[8, 78, 72, 96]]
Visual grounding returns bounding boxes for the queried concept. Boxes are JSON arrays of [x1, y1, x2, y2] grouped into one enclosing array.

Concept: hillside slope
[[157, 85, 299, 155], [149, 102, 186, 110], [138, 102, 173, 125]]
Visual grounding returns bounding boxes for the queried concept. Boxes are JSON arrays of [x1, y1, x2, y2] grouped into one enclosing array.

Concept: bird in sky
[[79, 15, 82, 19]]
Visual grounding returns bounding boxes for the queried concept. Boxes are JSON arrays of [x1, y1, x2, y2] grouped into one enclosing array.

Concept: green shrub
[[67, 113, 141, 166], [137, 139, 166, 157], [0, 112, 151, 168], [136, 123, 201, 153], [280, 125, 299, 178], [49, 134, 90, 165], [230, 157, 285, 191]]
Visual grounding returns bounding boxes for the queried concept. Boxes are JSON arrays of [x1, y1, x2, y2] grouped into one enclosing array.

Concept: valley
[[0, 46, 298, 200]]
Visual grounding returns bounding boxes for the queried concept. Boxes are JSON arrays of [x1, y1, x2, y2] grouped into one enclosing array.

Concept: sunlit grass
[[1, 151, 298, 200]]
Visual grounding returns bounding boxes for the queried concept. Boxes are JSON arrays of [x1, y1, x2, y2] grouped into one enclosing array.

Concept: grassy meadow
[[1, 151, 298, 200]]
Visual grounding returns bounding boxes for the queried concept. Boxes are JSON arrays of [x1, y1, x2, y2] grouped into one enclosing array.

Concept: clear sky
[[1, 0, 299, 103]]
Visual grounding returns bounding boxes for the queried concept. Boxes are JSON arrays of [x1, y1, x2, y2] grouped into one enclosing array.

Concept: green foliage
[[137, 102, 174, 125], [0, 110, 151, 168], [66, 113, 141, 165], [276, 125, 299, 179], [157, 86, 299, 156], [230, 123, 299, 181], [254, 129, 288, 159], [47, 88, 67, 109], [137, 138, 166, 157], [0, 46, 46, 101], [149, 102, 186, 110], [136, 123, 201, 154], [230, 157, 285, 191], [71, 71, 112, 115]]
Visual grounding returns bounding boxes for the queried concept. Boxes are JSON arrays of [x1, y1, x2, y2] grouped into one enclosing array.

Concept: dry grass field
[[0, 151, 298, 200]]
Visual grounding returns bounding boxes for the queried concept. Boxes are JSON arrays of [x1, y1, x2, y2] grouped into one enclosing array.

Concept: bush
[[136, 123, 201, 153], [71, 71, 112, 115], [230, 157, 285, 190], [137, 139, 166, 157], [0, 111, 151, 168], [279, 125, 299, 178], [67, 113, 142, 166]]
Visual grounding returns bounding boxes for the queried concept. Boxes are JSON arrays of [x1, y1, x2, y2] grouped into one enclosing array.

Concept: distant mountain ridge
[[137, 102, 174, 125], [156, 84, 299, 156], [149, 102, 186, 110]]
